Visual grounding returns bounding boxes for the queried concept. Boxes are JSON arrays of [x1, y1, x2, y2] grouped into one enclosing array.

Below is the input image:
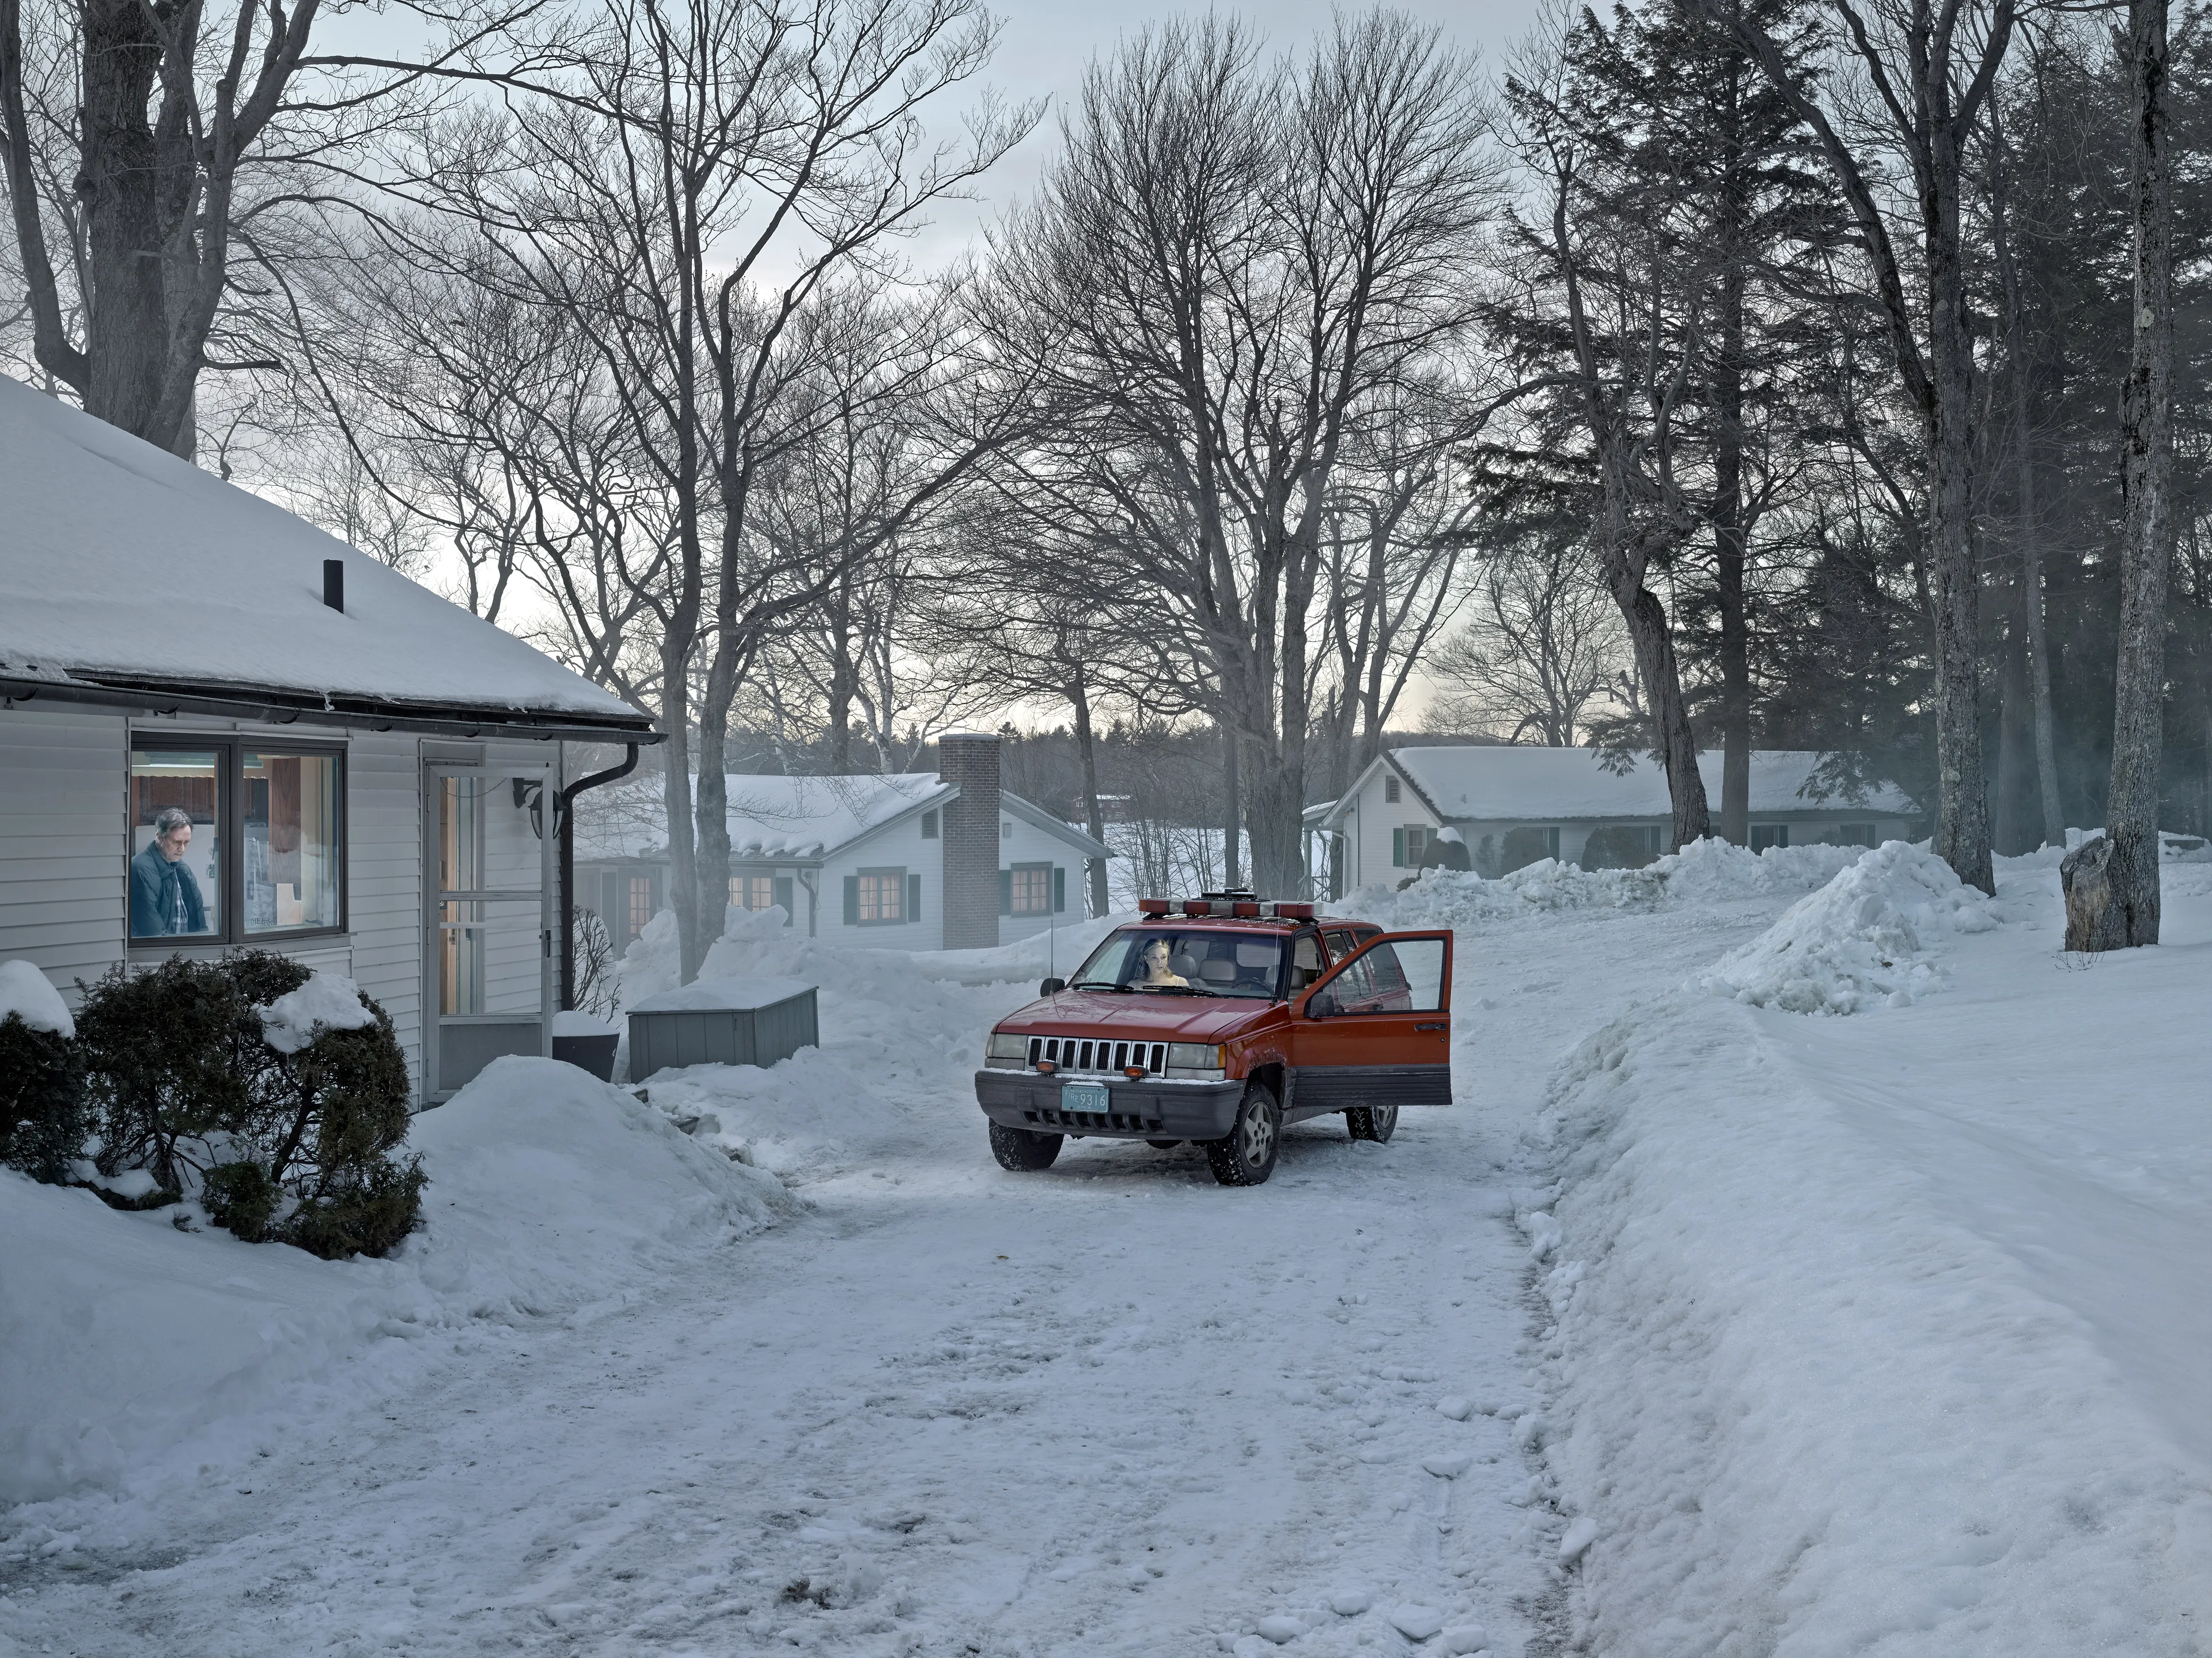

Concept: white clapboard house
[[574, 732, 1111, 954], [0, 376, 660, 1103], [1316, 745, 1920, 892]]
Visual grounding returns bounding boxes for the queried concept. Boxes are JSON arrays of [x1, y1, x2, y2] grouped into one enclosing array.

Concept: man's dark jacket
[[130, 842, 207, 936]]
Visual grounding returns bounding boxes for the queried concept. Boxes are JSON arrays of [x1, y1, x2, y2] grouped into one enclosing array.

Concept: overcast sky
[[899, 0, 1547, 267]]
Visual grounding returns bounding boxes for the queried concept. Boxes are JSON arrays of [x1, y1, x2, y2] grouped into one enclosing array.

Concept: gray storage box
[[624, 976, 819, 1081]]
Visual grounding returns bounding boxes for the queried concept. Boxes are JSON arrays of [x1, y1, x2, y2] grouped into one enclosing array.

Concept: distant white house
[[0, 375, 660, 1104], [574, 733, 1111, 953], [1315, 747, 1920, 891]]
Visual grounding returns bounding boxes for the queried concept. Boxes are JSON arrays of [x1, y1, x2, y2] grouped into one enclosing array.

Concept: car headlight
[[986, 1032, 1029, 1061], [1166, 1043, 1221, 1069]]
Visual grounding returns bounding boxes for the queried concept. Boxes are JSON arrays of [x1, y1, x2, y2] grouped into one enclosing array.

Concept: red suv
[[974, 895, 1453, 1186]]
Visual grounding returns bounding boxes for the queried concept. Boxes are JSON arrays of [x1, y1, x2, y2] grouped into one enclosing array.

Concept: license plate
[[1061, 1081, 1110, 1115]]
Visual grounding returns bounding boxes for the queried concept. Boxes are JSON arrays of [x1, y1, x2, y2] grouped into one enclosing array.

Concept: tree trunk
[[1617, 579, 1712, 852], [78, 0, 173, 448], [1222, 722, 1241, 891], [1994, 601, 2036, 853], [2061, 834, 2119, 951], [1713, 43, 1752, 847], [1071, 671, 1109, 918], [2100, 0, 2175, 947], [1990, 119, 2065, 850], [1923, 147, 1996, 895]]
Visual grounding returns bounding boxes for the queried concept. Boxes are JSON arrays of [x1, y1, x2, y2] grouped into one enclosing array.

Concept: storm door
[[422, 763, 554, 1101]]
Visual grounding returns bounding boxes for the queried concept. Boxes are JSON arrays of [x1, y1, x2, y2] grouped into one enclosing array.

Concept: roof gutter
[[0, 672, 662, 747]]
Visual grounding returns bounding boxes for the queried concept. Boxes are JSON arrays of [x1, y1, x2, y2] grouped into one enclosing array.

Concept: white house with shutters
[[1315, 745, 1920, 892], [0, 374, 661, 1105], [572, 743, 1111, 953]]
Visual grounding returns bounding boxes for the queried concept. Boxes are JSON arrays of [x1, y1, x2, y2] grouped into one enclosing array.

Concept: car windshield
[[1070, 929, 1287, 999]]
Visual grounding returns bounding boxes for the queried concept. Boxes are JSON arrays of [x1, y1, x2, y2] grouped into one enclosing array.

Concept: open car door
[[1287, 931, 1453, 1115]]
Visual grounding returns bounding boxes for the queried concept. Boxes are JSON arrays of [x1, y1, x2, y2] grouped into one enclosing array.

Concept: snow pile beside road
[[0, 1059, 794, 1509], [398, 1057, 796, 1322], [615, 903, 1034, 1179], [1699, 841, 2002, 1015], [1531, 987, 2212, 1657], [1348, 836, 1870, 932]]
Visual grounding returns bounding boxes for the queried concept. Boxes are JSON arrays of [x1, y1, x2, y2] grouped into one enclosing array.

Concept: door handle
[[1414, 1021, 1446, 1032]]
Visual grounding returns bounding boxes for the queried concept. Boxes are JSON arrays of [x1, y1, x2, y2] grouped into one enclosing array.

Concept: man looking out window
[[131, 807, 208, 936]]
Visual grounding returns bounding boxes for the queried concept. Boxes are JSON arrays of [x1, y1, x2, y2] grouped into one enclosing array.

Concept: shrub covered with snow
[[0, 962, 84, 1184], [73, 954, 421, 1255], [1699, 841, 2002, 1015]]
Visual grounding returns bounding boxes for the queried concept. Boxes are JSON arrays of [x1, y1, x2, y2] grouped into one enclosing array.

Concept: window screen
[[243, 750, 341, 933]]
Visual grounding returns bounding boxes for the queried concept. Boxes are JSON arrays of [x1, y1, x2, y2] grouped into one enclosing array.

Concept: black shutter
[[999, 869, 1012, 915], [1053, 866, 1066, 913], [907, 872, 921, 923], [843, 875, 859, 925], [773, 876, 793, 922]]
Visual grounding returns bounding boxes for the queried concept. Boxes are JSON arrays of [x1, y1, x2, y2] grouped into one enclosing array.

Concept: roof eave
[[1, 671, 661, 745]]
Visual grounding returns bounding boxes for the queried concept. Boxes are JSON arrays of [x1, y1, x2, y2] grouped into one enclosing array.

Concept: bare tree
[[993, 13, 1499, 896], [1427, 537, 1626, 745], [1699, 0, 2018, 891]]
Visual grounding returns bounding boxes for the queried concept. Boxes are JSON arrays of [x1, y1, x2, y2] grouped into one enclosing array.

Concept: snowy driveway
[[0, 887, 1800, 1658]]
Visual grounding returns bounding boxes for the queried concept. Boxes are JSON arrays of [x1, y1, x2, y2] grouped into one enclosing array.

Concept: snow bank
[[1527, 850, 2212, 1658], [626, 974, 814, 1013], [1349, 836, 1869, 933], [1699, 841, 2004, 1015], [253, 970, 376, 1054], [609, 900, 1052, 1179], [0, 1059, 794, 1508], [0, 959, 71, 1037]]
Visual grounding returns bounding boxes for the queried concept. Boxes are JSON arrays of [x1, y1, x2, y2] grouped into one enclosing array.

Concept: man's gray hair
[[153, 806, 194, 839]]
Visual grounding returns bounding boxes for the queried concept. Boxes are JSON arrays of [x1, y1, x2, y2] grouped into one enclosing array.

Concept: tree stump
[[2061, 835, 2122, 952]]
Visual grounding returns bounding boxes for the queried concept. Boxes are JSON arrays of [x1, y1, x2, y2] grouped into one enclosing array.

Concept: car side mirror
[[1039, 976, 1066, 997], [1304, 986, 1338, 1019]]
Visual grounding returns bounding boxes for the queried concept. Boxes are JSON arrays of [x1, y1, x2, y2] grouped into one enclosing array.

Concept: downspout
[[797, 867, 819, 937], [557, 743, 640, 1010]]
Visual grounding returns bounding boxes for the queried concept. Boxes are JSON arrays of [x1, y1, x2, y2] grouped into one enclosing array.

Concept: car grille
[[1027, 1036, 1166, 1075]]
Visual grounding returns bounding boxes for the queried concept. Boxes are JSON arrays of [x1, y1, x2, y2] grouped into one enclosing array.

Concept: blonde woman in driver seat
[[1138, 938, 1188, 987]]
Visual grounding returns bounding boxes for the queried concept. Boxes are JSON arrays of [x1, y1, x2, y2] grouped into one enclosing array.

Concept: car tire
[[990, 1122, 1063, 1171], [1146, 1138, 1183, 1150], [1206, 1080, 1281, 1187], [1346, 1099, 1399, 1144]]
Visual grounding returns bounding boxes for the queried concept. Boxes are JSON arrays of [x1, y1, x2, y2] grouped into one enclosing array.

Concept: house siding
[[0, 709, 578, 1103], [0, 706, 128, 994]]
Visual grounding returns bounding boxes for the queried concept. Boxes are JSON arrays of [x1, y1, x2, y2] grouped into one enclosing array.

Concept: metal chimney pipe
[[323, 559, 344, 612]]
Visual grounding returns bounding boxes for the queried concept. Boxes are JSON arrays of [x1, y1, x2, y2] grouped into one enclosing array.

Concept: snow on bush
[[1699, 841, 2002, 1015], [0, 959, 73, 1037], [0, 1057, 796, 1508], [253, 970, 377, 1054]]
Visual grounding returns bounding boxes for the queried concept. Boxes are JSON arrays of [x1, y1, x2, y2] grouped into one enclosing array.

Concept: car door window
[[1289, 931, 1323, 991], [1308, 936, 1448, 1017]]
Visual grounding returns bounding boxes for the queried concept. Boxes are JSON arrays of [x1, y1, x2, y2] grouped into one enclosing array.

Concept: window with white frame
[[1009, 862, 1052, 915], [856, 868, 904, 923]]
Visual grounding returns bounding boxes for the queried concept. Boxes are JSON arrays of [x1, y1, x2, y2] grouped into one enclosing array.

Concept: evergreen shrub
[[76, 952, 422, 1256], [0, 1012, 86, 1184]]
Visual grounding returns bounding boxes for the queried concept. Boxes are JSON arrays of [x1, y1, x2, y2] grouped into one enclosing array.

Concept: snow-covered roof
[[575, 773, 1112, 865], [1321, 746, 1918, 827], [0, 376, 651, 737]]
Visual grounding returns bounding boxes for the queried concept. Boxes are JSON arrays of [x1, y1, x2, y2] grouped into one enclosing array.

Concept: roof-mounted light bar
[[1134, 896, 1316, 920]]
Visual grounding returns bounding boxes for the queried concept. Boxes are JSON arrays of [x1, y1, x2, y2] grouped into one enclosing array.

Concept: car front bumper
[[974, 1070, 1245, 1141]]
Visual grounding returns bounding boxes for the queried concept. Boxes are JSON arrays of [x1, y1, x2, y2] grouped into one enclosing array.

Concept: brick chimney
[[938, 730, 1001, 949]]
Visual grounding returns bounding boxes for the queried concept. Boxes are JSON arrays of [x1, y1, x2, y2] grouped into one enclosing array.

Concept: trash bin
[[624, 976, 819, 1081], [551, 1010, 620, 1081]]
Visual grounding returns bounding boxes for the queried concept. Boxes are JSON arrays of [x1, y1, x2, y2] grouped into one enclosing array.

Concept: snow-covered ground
[[3, 842, 2207, 1656]]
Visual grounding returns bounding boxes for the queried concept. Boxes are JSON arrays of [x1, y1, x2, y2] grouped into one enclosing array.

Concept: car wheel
[[990, 1122, 1063, 1171], [1206, 1080, 1281, 1187], [1346, 1099, 1399, 1144], [1146, 1138, 1183, 1150]]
